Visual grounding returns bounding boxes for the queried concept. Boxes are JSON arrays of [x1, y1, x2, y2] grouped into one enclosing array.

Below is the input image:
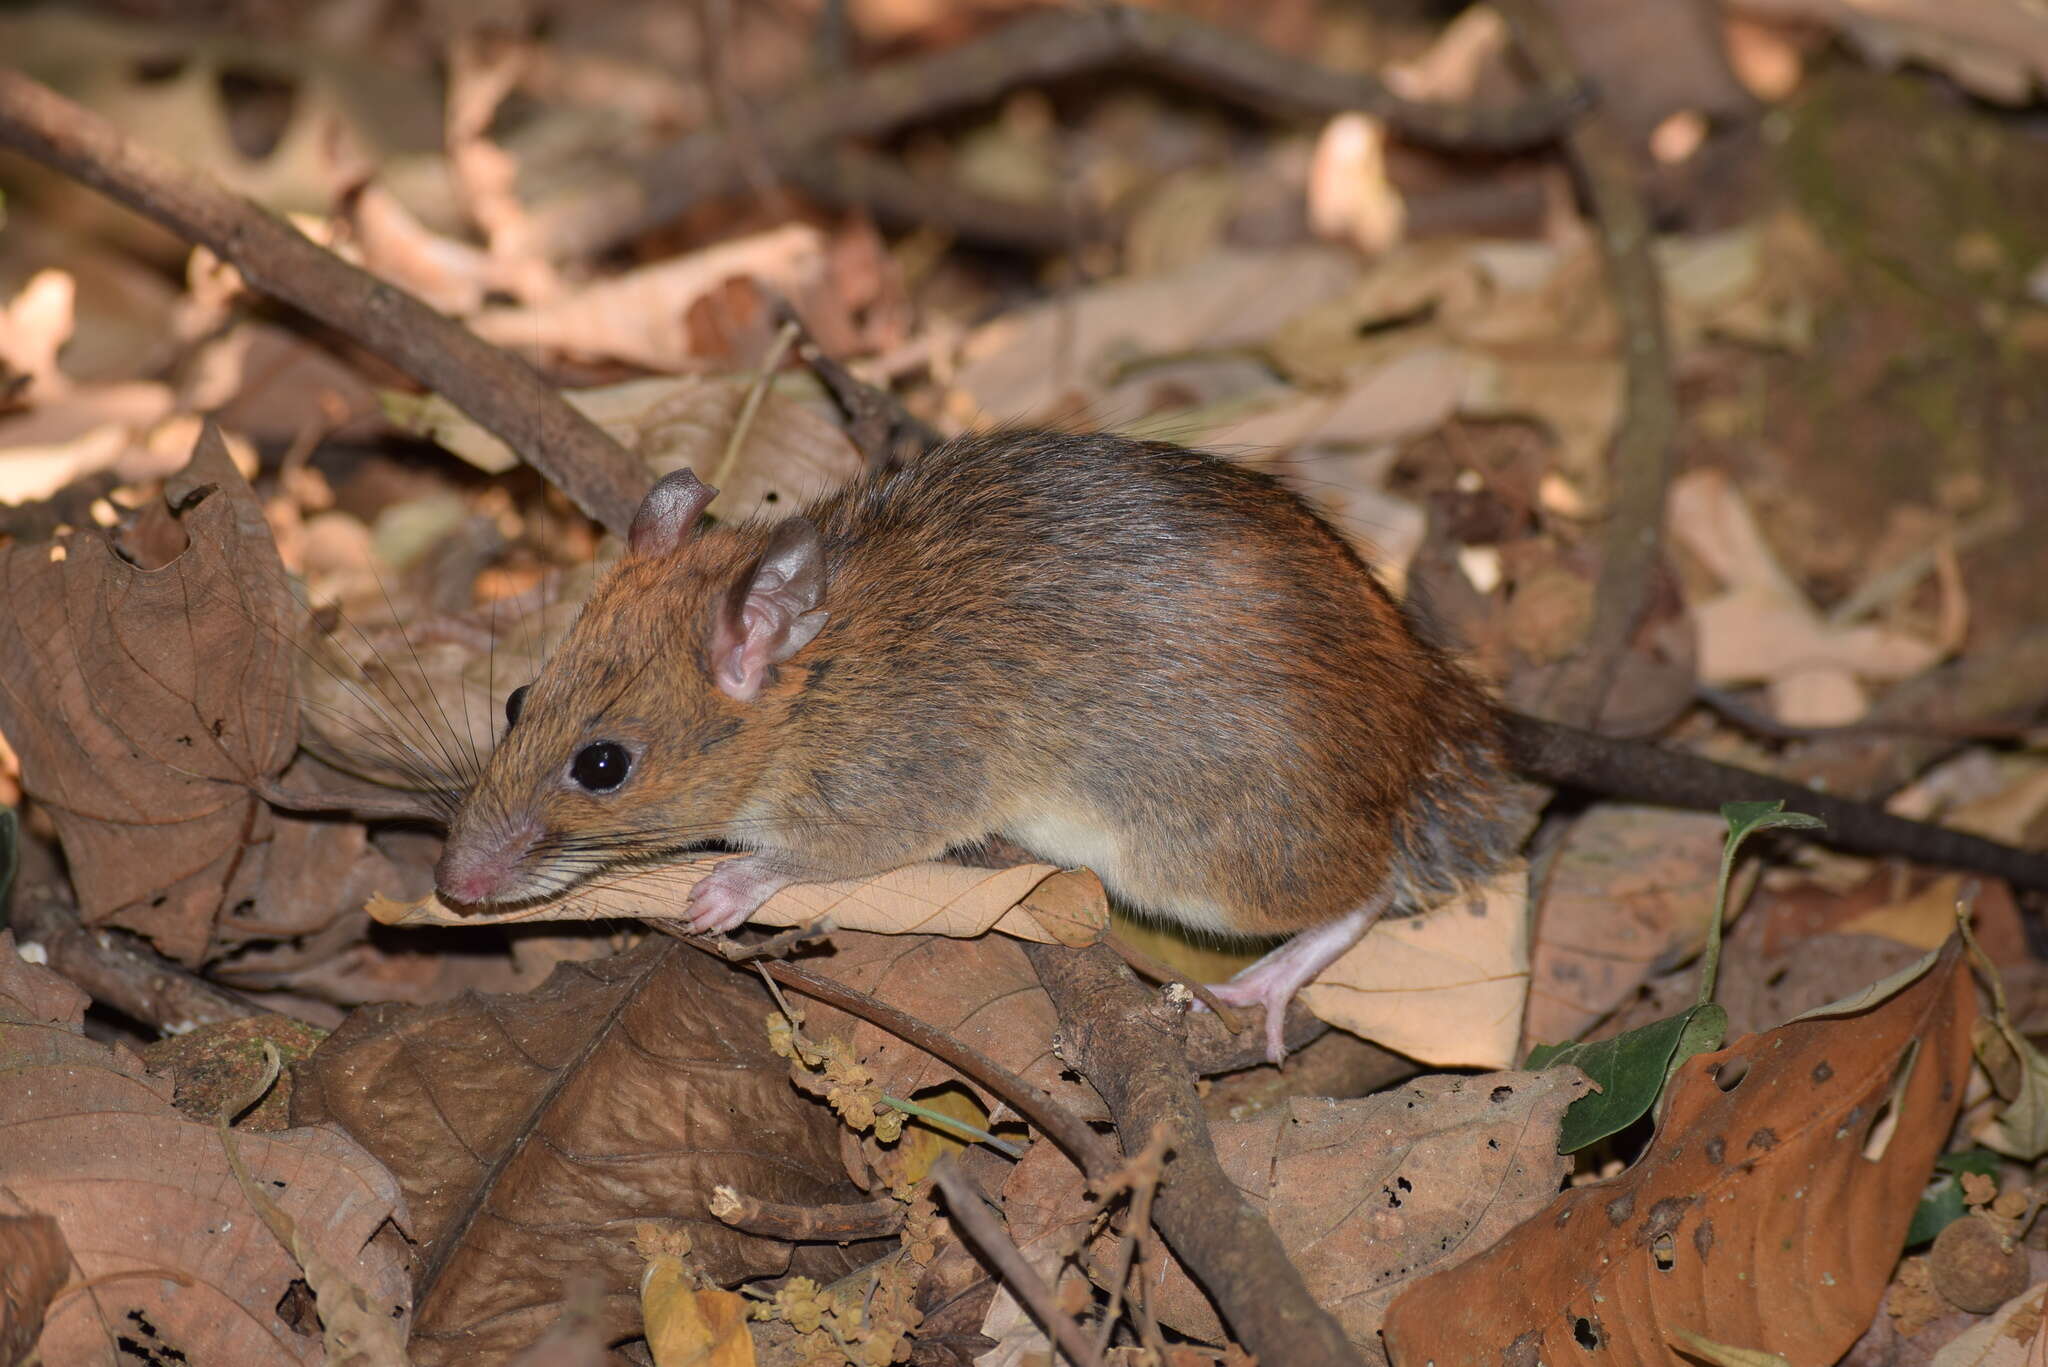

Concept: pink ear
[[713, 518, 829, 701], [629, 468, 718, 556]]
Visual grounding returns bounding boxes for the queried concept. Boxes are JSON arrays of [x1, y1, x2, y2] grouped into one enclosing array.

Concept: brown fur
[[444, 432, 1524, 938]]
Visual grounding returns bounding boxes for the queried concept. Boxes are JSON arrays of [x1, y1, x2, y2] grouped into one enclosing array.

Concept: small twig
[[1091, 1125, 1173, 1360], [660, 926, 1117, 1179], [710, 1186, 906, 1241], [710, 319, 802, 494], [1495, 0, 1677, 731], [1099, 929, 1246, 1032], [545, 4, 1586, 258], [0, 68, 651, 537], [10, 844, 265, 1031], [932, 1158, 1106, 1367], [784, 146, 1122, 255], [1024, 941, 1369, 1367], [765, 292, 942, 470]]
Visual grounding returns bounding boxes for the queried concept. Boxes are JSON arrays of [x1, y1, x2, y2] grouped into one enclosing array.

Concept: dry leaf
[[799, 930, 1110, 1135], [1927, 1281, 2048, 1366], [643, 1257, 755, 1367], [1006, 1069, 1589, 1350], [1, 930, 411, 1365], [1728, 0, 2048, 104], [0, 425, 298, 962], [1523, 807, 1729, 1049], [1670, 467, 1948, 720], [388, 373, 864, 522], [955, 247, 1361, 422], [1383, 936, 1977, 1363], [1298, 864, 1530, 1069], [471, 225, 828, 371], [371, 855, 1108, 946], [291, 938, 871, 1365], [0, 1212, 70, 1364]]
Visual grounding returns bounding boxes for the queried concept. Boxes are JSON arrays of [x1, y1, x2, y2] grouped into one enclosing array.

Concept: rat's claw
[[685, 857, 798, 934], [1200, 896, 1393, 1065]]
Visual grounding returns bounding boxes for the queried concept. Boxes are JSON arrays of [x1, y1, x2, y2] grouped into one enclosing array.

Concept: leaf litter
[[2, 1, 2047, 1363]]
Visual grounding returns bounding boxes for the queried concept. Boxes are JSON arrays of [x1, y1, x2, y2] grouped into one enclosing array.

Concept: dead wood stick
[[932, 1158, 1107, 1367], [1023, 941, 1369, 1367], [0, 68, 651, 538], [10, 842, 264, 1031], [1495, 0, 1678, 729], [709, 1188, 905, 1241], [660, 927, 1118, 1180], [544, 4, 1586, 259]]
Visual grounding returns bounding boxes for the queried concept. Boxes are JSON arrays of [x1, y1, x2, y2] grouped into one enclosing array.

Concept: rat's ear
[[630, 468, 718, 557], [712, 517, 829, 701]]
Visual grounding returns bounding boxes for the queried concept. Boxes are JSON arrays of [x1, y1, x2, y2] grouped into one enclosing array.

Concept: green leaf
[[1701, 800, 1829, 1004], [1906, 1150, 2002, 1247], [1527, 1003, 1729, 1153]]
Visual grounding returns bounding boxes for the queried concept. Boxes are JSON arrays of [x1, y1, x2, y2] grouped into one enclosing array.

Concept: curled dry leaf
[[372, 855, 1108, 947], [290, 938, 871, 1366], [1382, 936, 1978, 1365], [470, 224, 829, 372], [1003, 1068, 1589, 1352], [0, 425, 297, 963], [0, 931, 412, 1366]]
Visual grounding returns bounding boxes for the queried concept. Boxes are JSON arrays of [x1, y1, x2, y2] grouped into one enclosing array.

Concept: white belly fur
[[1002, 805, 1237, 937]]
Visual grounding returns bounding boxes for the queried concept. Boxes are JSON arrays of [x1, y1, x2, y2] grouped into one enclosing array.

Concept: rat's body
[[439, 431, 2048, 1061]]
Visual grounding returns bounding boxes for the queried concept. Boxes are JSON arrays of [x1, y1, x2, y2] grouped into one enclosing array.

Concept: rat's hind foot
[[1203, 894, 1392, 1065], [685, 856, 801, 933]]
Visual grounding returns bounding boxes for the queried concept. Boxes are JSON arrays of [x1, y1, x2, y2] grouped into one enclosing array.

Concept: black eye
[[504, 684, 529, 729], [571, 741, 630, 791]]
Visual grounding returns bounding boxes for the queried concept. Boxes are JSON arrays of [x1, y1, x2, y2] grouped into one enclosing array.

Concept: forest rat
[[436, 432, 2048, 1062]]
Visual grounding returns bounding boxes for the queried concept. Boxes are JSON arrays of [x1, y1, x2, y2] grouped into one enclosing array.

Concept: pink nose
[[436, 817, 541, 905]]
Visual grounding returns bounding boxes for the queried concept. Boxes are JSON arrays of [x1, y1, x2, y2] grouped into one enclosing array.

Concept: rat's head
[[434, 469, 830, 906]]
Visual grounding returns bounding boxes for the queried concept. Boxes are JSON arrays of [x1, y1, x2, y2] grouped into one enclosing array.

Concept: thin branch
[[932, 1158, 1107, 1367], [659, 926, 1118, 1180], [710, 1187, 905, 1241], [542, 4, 1586, 258], [0, 68, 651, 537], [1494, 0, 1678, 729], [1024, 941, 1369, 1367]]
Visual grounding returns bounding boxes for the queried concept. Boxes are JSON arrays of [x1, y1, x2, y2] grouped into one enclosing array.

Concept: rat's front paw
[[685, 858, 798, 934]]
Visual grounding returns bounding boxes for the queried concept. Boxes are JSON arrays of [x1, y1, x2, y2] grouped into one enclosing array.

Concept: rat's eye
[[505, 684, 529, 729], [571, 741, 631, 792]]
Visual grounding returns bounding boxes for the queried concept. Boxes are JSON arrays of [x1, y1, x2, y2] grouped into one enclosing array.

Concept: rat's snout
[[435, 813, 543, 905]]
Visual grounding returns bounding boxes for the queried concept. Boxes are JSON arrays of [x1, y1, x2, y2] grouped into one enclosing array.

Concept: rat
[[436, 431, 2048, 1063]]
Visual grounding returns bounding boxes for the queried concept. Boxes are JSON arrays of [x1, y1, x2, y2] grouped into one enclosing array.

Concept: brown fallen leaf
[[469, 225, 828, 371], [1004, 1068, 1590, 1352], [0, 930, 411, 1366], [796, 929, 1111, 1143], [370, 855, 1108, 946], [387, 372, 866, 523], [1522, 805, 1729, 1049], [291, 937, 872, 1366], [1383, 936, 1978, 1364], [0, 424, 298, 963], [0, 1212, 70, 1364]]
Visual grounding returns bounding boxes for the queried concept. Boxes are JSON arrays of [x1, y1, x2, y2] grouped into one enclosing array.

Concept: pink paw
[[685, 858, 795, 934]]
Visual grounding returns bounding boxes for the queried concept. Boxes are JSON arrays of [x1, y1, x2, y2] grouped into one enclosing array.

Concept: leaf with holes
[[1384, 934, 1976, 1365], [0, 424, 298, 962]]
